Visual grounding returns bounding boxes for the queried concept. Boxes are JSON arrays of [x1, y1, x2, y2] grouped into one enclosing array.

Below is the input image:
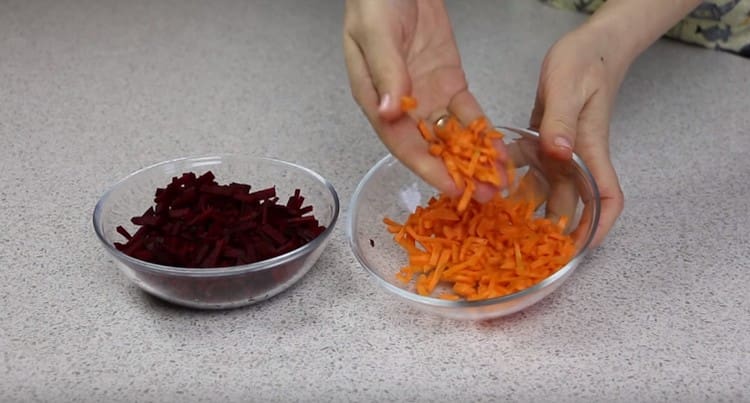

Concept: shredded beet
[[114, 171, 326, 268]]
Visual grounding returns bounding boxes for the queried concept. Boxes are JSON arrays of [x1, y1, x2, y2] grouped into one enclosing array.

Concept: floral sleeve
[[542, 0, 750, 57]]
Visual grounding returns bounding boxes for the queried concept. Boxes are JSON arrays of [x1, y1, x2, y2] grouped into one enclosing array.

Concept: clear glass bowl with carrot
[[347, 97, 600, 320]]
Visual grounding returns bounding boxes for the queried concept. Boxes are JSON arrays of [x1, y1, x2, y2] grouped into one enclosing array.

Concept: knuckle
[[346, 14, 378, 42], [550, 116, 576, 134], [370, 74, 387, 94]]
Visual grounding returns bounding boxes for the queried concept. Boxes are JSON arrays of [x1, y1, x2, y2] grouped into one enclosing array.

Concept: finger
[[447, 88, 486, 125], [507, 136, 538, 169], [571, 200, 593, 247], [502, 135, 539, 194], [573, 98, 624, 247], [545, 171, 579, 231], [354, 26, 412, 121], [474, 182, 501, 203], [579, 149, 623, 247], [537, 84, 585, 161], [528, 94, 543, 130], [344, 35, 459, 198], [451, 88, 510, 165], [509, 168, 549, 209], [506, 141, 526, 168], [569, 160, 623, 249], [534, 155, 578, 227], [343, 34, 378, 115], [384, 117, 461, 198]]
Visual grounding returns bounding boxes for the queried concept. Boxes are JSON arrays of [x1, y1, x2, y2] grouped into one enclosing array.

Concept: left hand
[[342, 0, 508, 200]]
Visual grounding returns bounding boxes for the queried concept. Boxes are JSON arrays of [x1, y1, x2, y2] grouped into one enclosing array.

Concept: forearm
[[583, 0, 702, 61]]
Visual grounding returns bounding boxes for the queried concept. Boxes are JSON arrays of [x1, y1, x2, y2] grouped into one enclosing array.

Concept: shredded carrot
[[383, 193, 575, 301], [399, 96, 503, 212], [387, 95, 576, 301], [417, 120, 432, 142], [400, 95, 418, 111]]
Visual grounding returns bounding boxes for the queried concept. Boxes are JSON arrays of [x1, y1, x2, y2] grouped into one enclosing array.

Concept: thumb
[[356, 32, 411, 121], [536, 86, 584, 161]]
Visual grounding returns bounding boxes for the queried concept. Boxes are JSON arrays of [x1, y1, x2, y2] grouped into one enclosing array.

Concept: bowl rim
[[93, 154, 340, 277], [346, 127, 600, 308]]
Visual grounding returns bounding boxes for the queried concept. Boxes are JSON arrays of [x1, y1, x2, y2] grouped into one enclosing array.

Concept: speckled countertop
[[1, 0, 748, 402]]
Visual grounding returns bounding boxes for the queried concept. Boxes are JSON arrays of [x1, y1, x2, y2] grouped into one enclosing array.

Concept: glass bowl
[[347, 127, 600, 320], [93, 155, 340, 309]]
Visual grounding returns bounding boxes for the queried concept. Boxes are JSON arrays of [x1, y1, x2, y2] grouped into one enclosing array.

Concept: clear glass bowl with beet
[[347, 127, 600, 321], [93, 155, 339, 309]]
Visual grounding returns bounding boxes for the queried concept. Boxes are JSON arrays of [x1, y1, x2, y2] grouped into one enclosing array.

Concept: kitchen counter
[[1, 1, 748, 401]]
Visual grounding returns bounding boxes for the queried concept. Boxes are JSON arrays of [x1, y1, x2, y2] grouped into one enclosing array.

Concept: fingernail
[[554, 136, 572, 150], [378, 93, 391, 113]]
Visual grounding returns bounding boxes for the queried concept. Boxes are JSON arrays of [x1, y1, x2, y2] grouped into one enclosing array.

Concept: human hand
[[343, 0, 507, 200], [529, 23, 631, 247]]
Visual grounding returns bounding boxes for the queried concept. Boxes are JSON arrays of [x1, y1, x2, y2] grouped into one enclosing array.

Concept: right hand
[[343, 0, 507, 199], [528, 23, 629, 247]]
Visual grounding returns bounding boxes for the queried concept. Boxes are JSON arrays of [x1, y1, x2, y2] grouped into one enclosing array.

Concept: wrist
[[579, 0, 702, 60], [578, 15, 642, 67]]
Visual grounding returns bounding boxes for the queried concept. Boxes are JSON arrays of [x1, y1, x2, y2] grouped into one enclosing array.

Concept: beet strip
[[200, 184, 234, 197], [286, 216, 317, 226], [261, 224, 287, 246], [116, 226, 132, 240], [233, 187, 276, 203]]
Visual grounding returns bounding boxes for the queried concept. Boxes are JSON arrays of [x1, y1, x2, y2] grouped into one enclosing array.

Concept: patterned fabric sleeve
[[542, 0, 750, 57]]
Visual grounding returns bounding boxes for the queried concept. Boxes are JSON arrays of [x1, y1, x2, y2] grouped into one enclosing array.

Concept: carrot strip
[[409, 253, 430, 266], [429, 144, 444, 156], [428, 244, 442, 267], [456, 181, 475, 214], [417, 120, 433, 142], [426, 249, 452, 293], [439, 293, 460, 301], [400, 96, 417, 111]]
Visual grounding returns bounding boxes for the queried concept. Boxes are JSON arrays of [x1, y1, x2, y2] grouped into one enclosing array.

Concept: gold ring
[[434, 114, 451, 128]]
